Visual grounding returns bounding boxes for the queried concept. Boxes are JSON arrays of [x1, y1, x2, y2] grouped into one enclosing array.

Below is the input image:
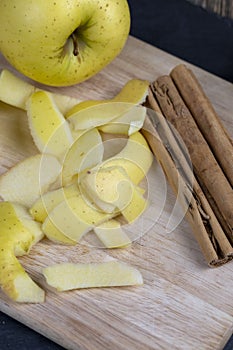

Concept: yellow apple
[[0, 0, 130, 86]]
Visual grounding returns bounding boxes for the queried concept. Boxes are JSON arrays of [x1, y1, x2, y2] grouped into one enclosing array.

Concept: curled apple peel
[[0, 201, 45, 303]]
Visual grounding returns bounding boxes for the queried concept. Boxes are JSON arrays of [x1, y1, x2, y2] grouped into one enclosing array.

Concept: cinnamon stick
[[151, 76, 233, 235], [142, 109, 233, 266], [196, 174, 233, 245], [170, 64, 233, 187]]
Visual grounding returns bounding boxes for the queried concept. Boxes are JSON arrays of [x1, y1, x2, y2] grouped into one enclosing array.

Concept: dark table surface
[[0, 1, 233, 349]]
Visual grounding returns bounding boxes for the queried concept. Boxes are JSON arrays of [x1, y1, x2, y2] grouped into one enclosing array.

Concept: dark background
[[1, 0, 233, 349]]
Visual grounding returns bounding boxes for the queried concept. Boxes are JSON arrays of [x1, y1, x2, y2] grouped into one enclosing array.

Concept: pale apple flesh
[[30, 184, 80, 223], [0, 72, 154, 301], [65, 78, 149, 118], [0, 154, 61, 208], [0, 69, 82, 112], [0, 0, 130, 86], [94, 219, 131, 248]]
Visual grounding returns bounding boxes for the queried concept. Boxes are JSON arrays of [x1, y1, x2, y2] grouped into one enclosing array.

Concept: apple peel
[[99, 105, 147, 135], [27, 90, 73, 160], [30, 184, 80, 223], [113, 79, 149, 105], [0, 69, 35, 110], [62, 127, 104, 186], [68, 102, 137, 131], [0, 154, 61, 208], [0, 69, 82, 113], [43, 261, 143, 291], [79, 165, 136, 214], [42, 195, 113, 243], [65, 78, 149, 118], [94, 220, 131, 248], [103, 132, 153, 185], [0, 201, 45, 303]]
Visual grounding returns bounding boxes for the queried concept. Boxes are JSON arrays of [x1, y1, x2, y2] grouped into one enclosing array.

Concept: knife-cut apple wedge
[[43, 261, 143, 291], [0, 201, 45, 302], [0, 69, 81, 113], [30, 184, 80, 223], [26, 90, 73, 160], [62, 128, 104, 186], [94, 220, 131, 248], [103, 132, 153, 185], [99, 105, 147, 135], [0, 154, 61, 207], [42, 195, 113, 243]]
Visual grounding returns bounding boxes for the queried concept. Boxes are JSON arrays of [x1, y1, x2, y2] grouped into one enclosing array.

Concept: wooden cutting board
[[0, 36, 233, 350]]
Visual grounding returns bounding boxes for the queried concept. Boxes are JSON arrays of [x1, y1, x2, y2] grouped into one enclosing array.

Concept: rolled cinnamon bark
[[170, 64, 233, 187], [142, 109, 233, 266], [151, 76, 233, 235]]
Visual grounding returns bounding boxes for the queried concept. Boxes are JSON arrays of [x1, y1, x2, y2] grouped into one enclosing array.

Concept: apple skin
[[0, 0, 130, 86]]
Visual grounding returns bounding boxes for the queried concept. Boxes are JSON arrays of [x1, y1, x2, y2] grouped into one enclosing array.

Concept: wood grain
[[187, 0, 233, 19], [0, 36, 233, 350]]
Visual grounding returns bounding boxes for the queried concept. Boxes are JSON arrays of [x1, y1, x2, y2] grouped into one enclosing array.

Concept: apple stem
[[71, 33, 79, 56]]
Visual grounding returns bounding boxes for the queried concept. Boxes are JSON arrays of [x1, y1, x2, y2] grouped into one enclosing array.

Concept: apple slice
[[65, 100, 104, 118], [26, 90, 73, 160], [103, 132, 153, 185], [50, 94, 82, 116], [0, 202, 42, 256], [41, 215, 76, 245], [0, 69, 82, 113], [99, 105, 147, 135], [0, 154, 61, 207], [30, 184, 80, 223], [12, 202, 44, 256], [42, 195, 113, 243], [0, 201, 45, 302], [79, 165, 135, 214], [94, 220, 131, 248], [68, 101, 136, 131], [43, 260, 143, 291], [65, 79, 149, 118], [0, 69, 36, 109], [62, 128, 104, 186], [113, 79, 149, 104], [121, 186, 148, 223], [66, 79, 149, 130]]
